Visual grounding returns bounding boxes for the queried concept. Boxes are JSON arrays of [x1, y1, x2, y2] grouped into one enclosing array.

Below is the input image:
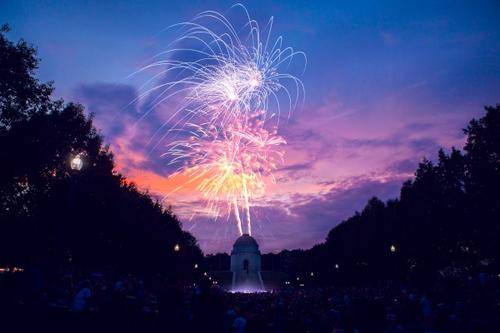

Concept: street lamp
[[70, 154, 83, 171], [61, 153, 84, 263]]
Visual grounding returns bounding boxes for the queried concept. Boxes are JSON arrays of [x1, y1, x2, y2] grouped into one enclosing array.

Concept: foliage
[[0, 26, 202, 277]]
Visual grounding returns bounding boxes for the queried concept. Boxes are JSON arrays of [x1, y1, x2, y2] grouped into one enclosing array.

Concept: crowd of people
[[1, 267, 499, 332], [219, 275, 500, 333]]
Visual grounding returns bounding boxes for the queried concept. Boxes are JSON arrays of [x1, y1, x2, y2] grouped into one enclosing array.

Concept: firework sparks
[[137, 4, 305, 235], [165, 112, 286, 234]]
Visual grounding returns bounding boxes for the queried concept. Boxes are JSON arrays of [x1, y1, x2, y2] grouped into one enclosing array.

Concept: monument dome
[[232, 234, 260, 253]]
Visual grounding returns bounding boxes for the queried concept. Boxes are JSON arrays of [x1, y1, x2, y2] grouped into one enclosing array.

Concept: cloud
[[387, 159, 418, 174], [167, 93, 468, 254], [72, 81, 472, 254], [279, 162, 314, 172], [73, 82, 164, 181], [188, 174, 406, 254], [74, 83, 138, 135]]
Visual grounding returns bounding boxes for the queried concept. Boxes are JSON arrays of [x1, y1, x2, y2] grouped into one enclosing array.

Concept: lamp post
[[63, 153, 84, 263], [68, 153, 84, 210], [389, 244, 398, 280]]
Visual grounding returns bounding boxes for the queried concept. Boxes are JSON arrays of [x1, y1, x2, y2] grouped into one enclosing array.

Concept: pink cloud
[[74, 81, 478, 254]]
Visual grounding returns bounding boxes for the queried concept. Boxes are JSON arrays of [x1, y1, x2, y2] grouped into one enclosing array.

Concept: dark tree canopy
[[0, 26, 202, 277], [0, 24, 55, 128]]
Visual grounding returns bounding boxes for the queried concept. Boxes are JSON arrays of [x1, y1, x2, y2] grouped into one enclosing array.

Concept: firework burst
[[137, 4, 305, 235], [166, 112, 286, 235]]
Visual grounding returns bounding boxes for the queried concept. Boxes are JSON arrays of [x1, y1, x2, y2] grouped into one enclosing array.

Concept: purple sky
[[2, 0, 499, 253]]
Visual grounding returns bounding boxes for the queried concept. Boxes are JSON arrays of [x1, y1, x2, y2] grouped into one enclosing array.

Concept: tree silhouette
[[463, 105, 500, 259], [0, 26, 202, 277]]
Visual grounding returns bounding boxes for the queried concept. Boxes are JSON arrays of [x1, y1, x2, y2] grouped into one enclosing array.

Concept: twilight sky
[[2, 0, 499, 254]]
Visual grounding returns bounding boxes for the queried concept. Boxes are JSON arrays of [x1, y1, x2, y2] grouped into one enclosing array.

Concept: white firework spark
[[135, 3, 306, 235]]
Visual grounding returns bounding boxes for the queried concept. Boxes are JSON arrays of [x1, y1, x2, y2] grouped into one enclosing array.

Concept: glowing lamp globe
[[70, 155, 83, 171]]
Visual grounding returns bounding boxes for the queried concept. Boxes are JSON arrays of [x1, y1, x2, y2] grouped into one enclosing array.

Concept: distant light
[[70, 155, 83, 171], [208, 276, 212, 280], [0, 267, 23, 273], [203, 272, 208, 276], [335, 264, 339, 269], [194, 263, 198, 269], [299, 283, 305, 287], [310, 272, 314, 277], [174, 244, 180, 252], [285, 281, 290, 285], [296, 277, 300, 281], [390, 245, 397, 253]]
